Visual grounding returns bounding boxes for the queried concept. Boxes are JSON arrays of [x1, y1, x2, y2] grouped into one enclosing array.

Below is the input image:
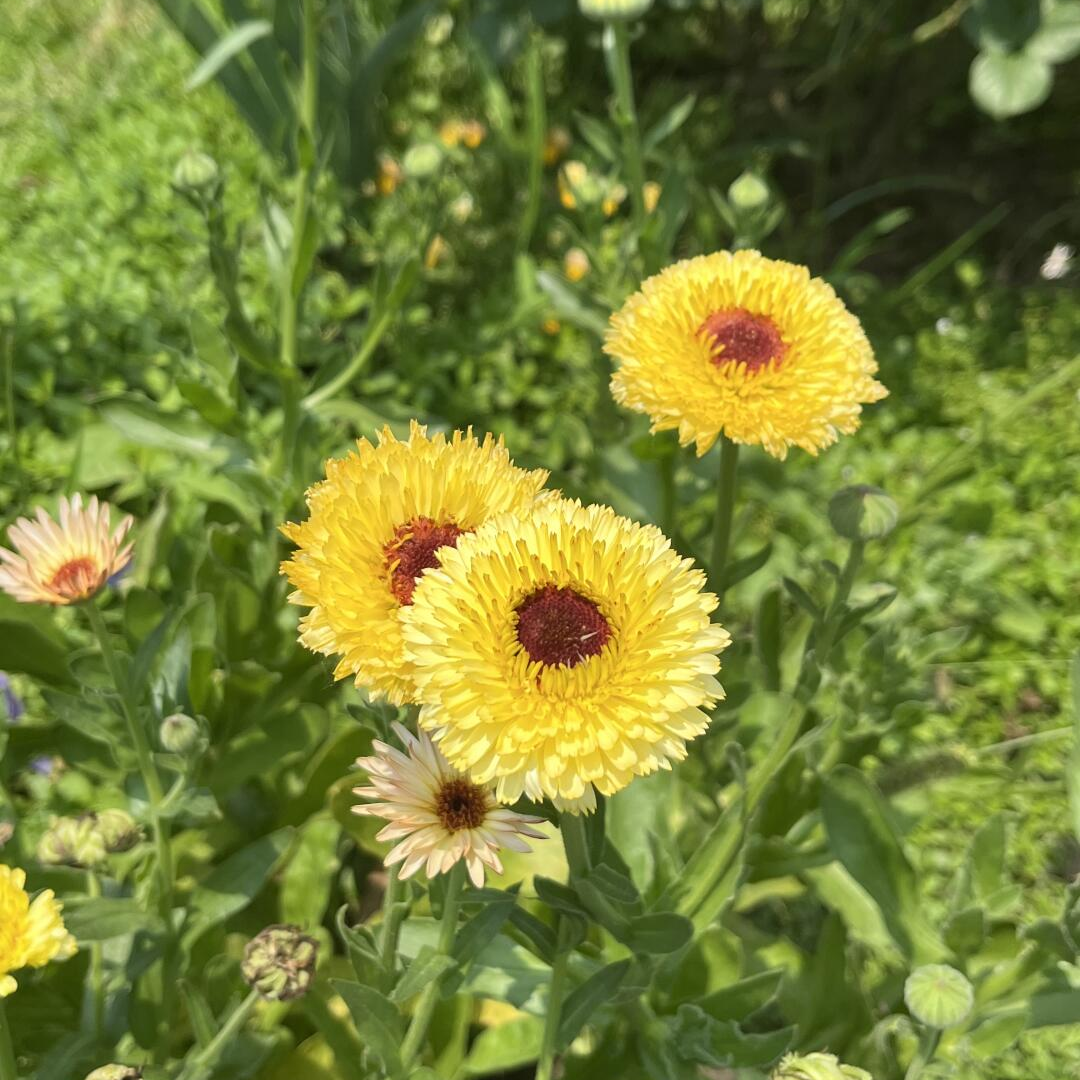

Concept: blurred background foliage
[[1, 0, 1079, 1077]]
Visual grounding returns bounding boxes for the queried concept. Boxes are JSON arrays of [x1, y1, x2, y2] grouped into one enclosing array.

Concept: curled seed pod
[[773, 1052, 873, 1080], [241, 924, 319, 1001], [94, 809, 142, 854], [37, 816, 107, 870]]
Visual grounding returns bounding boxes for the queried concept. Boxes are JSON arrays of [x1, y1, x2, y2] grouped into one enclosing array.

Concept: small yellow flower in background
[[402, 498, 730, 812], [542, 317, 562, 335], [449, 193, 475, 223], [439, 120, 486, 149], [0, 494, 133, 606], [424, 233, 450, 270], [643, 180, 661, 213], [439, 120, 462, 147], [564, 247, 590, 283], [543, 126, 572, 167], [601, 182, 627, 218], [280, 423, 550, 705], [557, 161, 589, 209], [0, 863, 76, 996], [606, 249, 887, 459], [376, 155, 403, 195], [353, 723, 546, 887]]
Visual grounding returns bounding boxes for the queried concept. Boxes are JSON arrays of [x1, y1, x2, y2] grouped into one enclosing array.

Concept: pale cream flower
[[0, 494, 134, 606], [352, 724, 545, 887]]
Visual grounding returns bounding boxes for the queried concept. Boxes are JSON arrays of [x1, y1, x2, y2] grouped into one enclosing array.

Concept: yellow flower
[[402, 499, 730, 812], [0, 864, 76, 996], [643, 180, 661, 213], [0, 494, 134, 606], [542, 317, 562, 336], [438, 120, 462, 148], [281, 423, 550, 705], [353, 723, 546, 887], [424, 233, 450, 270], [557, 161, 589, 209], [460, 120, 487, 149], [543, 126, 572, 167], [564, 247, 590, 283], [601, 182, 627, 218], [606, 249, 886, 458], [376, 155, 402, 196]]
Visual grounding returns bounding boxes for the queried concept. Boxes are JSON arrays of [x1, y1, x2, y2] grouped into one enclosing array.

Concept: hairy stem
[[710, 435, 740, 601], [178, 989, 261, 1080], [0, 1000, 16, 1080], [605, 23, 646, 231]]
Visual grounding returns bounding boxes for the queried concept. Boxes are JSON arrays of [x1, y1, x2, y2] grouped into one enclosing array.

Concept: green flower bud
[[828, 485, 899, 542], [578, 0, 653, 20], [773, 1052, 873, 1080], [904, 964, 974, 1028], [159, 713, 204, 756], [728, 171, 771, 212], [242, 924, 318, 1001], [37, 815, 107, 870], [85, 1066, 142, 1080], [95, 809, 142, 854], [172, 150, 221, 197]]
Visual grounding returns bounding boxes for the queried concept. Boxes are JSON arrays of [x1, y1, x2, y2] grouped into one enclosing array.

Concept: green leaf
[[1069, 653, 1080, 843], [572, 111, 619, 162], [625, 913, 694, 954], [754, 587, 782, 691], [186, 20, 274, 92], [721, 542, 772, 592], [695, 969, 784, 1022], [671, 1005, 794, 1068], [462, 1015, 545, 1075], [944, 907, 987, 957], [782, 576, 821, 619], [821, 766, 940, 960], [333, 981, 404, 1074], [643, 94, 697, 153], [585, 863, 642, 907], [1028, 1, 1080, 61], [282, 817, 341, 927], [964, 0, 1042, 50], [454, 890, 519, 964], [179, 980, 218, 1047], [535, 877, 590, 920], [966, 1009, 1029, 1057], [970, 49, 1053, 119], [557, 959, 630, 1049], [390, 945, 458, 1003], [101, 398, 228, 459], [0, 620, 73, 683], [64, 898, 164, 941], [336, 905, 383, 985]]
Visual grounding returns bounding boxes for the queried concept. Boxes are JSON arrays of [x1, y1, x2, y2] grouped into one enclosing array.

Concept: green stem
[[560, 812, 591, 879], [86, 871, 105, 1042], [277, 0, 319, 475], [177, 989, 260, 1080], [0, 999, 16, 1080], [710, 435, 740, 601], [301, 303, 396, 411], [379, 864, 407, 987], [813, 539, 864, 666], [517, 32, 546, 253], [399, 863, 465, 1072], [659, 450, 676, 536], [605, 23, 647, 232], [2, 330, 23, 505], [535, 927, 571, 1080], [904, 1027, 941, 1080]]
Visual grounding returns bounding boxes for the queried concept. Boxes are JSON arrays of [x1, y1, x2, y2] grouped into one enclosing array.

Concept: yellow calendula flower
[[281, 423, 550, 705], [606, 249, 887, 458], [0, 864, 77, 996], [0, 494, 134, 606], [402, 499, 730, 812]]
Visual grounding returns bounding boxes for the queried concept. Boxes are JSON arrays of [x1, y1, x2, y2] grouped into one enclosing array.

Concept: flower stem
[[811, 538, 864, 672], [399, 863, 465, 1072], [710, 434, 740, 601], [535, 925, 572, 1080], [177, 989, 260, 1080], [560, 812, 591, 878], [379, 864, 407, 987], [0, 1000, 16, 1080], [605, 22, 646, 232], [517, 31, 547, 254], [86, 870, 105, 1042]]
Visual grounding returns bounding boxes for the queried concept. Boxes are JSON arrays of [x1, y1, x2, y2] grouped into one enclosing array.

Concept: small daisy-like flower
[[280, 422, 550, 705], [0, 494, 134, 606], [353, 724, 546, 887], [606, 249, 887, 459], [0, 863, 77, 996], [402, 499, 730, 812]]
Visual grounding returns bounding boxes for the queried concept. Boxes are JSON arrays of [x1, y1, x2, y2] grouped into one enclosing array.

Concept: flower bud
[[904, 964, 974, 1028], [643, 181, 662, 214], [37, 816, 107, 870], [564, 247, 590, 283], [172, 150, 221, 197], [828, 485, 898, 542], [242, 924, 318, 1001], [85, 1066, 142, 1080], [728, 171, 770, 212], [773, 1052, 872, 1080], [159, 712, 203, 755], [578, 0, 653, 21], [543, 126, 572, 167], [95, 809, 142, 854]]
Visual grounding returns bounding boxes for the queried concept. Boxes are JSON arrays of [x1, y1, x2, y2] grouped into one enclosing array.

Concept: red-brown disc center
[[47, 557, 99, 600], [384, 517, 466, 606], [435, 778, 489, 832], [698, 308, 786, 373], [515, 585, 612, 669]]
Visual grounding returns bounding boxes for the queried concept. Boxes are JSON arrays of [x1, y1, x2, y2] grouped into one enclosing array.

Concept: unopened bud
[[37, 816, 106, 870], [773, 1052, 872, 1080], [159, 713, 203, 755], [95, 809, 142, 854], [578, 0, 653, 21], [904, 964, 973, 1028], [728, 171, 770, 212], [564, 247, 590, 283], [172, 151, 220, 197], [828, 485, 899, 542], [85, 1066, 142, 1080], [242, 924, 318, 1001]]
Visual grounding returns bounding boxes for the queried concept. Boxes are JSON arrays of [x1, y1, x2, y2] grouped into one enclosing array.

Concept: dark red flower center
[[384, 517, 466, 606], [516, 585, 612, 669], [435, 778, 488, 831], [48, 557, 99, 600], [698, 308, 786, 373]]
